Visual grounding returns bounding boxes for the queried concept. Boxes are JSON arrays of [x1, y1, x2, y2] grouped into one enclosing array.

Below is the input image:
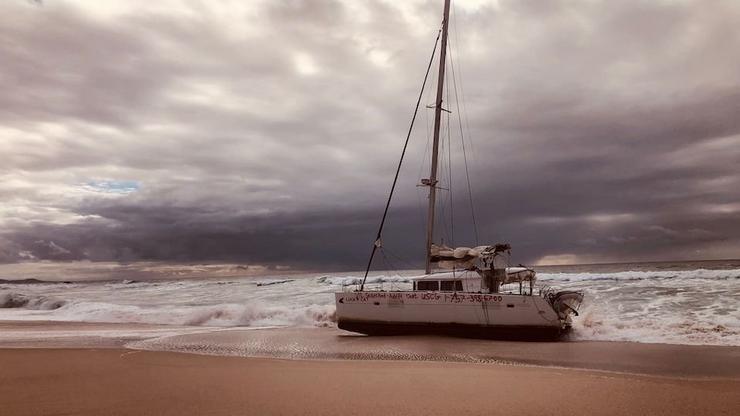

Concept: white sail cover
[[431, 244, 488, 257], [430, 244, 535, 283], [430, 244, 501, 269]]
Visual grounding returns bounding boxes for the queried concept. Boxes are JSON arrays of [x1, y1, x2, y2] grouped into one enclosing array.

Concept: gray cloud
[[1, 0, 739, 269]]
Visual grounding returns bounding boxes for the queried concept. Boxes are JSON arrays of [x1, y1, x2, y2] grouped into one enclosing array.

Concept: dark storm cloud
[[1, 0, 739, 268]]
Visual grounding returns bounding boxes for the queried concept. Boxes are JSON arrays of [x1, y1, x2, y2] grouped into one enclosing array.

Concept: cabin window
[[440, 280, 463, 291], [417, 281, 439, 291]]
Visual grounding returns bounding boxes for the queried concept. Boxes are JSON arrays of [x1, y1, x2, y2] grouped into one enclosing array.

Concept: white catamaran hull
[[335, 291, 567, 340]]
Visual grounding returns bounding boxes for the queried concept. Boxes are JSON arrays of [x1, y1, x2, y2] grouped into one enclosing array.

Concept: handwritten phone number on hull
[[341, 292, 505, 304]]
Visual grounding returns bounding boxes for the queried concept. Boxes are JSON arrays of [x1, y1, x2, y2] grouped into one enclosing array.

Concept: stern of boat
[[547, 290, 584, 322]]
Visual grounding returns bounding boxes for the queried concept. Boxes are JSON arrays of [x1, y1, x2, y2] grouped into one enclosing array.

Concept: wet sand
[[1, 322, 739, 415], [0, 349, 738, 416], [0, 320, 214, 348], [2, 321, 740, 378], [132, 326, 740, 378]]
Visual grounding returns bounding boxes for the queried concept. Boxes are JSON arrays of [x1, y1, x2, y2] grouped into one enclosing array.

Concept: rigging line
[[380, 250, 404, 291], [418, 59, 434, 181], [384, 247, 413, 269], [450, 1, 479, 174], [360, 29, 442, 291], [448, 41, 480, 245], [380, 249, 393, 273], [436, 72, 455, 247], [446, 62, 454, 247], [414, 178, 426, 237], [451, 1, 476, 154], [416, 52, 438, 239], [421, 35, 440, 172], [378, 250, 394, 291], [436, 124, 452, 246], [436, 123, 448, 243], [441, 110, 455, 246], [416, 64, 435, 236]]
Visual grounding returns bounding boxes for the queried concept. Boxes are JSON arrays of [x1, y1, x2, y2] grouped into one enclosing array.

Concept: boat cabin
[[411, 271, 482, 292], [410, 268, 537, 295]]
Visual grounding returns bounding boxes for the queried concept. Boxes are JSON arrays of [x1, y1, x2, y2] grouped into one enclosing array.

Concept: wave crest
[[538, 268, 740, 282], [183, 303, 336, 327], [572, 303, 740, 346], [0, 292, 67, 310], [0, 295, 336, 329], [317, 275, 412, 286]]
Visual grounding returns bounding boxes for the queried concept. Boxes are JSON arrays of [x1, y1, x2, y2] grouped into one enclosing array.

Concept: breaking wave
[[1, 263, 738, 346], [538, 268, 740, 282], [317, 275, 412, 286], [0, 289, 334, 328], [0, 292, 67, 310], [316, 269, 740, 286], [180, 303, 335, 327], [255, 279, 294, 286], [572, 301, 740, 346]]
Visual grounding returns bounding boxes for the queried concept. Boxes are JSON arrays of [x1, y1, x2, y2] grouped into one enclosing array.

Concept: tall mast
[[424, 0, 452, 274]]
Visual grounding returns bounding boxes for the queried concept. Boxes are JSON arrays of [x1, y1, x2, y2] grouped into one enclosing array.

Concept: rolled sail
[[430, 243, 512, 268]]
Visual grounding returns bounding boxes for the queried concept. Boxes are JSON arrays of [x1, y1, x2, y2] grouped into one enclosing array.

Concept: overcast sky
[[1, 0, 739, 270]]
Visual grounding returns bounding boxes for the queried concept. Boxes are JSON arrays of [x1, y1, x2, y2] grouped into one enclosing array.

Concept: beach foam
[[537, 268, 740, 282], [316, 274, 412, 286], [0, 296, 335, 328], [1, 264, 738, 346]]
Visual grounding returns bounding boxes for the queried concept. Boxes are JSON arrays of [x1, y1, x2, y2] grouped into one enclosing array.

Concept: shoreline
[[1, 321, 740, 379], [1, 348, 738, 416], [3, 321, 739, 414], [4, 345, 738, 383]]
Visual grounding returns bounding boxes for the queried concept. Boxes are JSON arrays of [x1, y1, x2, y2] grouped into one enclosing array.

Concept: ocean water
[[0, 260, 738, 347]]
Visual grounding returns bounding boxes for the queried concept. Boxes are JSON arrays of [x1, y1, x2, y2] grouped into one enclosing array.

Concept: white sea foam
[[1, 298, 335, 328], [572, 301, 740, 346], [1, 266, 739, 346], [316, 274, 412, 286], [179, 303, 335, 327], [538, 268, 740, 282]]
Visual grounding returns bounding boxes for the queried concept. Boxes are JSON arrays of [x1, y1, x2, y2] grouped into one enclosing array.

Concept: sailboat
[[335, 0, 583, 340]]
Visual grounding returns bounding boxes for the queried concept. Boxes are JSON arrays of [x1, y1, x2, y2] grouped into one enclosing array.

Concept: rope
[[360, 30, 442, 291], [446, 62, 454, 246], [448, 41, 480, 245]]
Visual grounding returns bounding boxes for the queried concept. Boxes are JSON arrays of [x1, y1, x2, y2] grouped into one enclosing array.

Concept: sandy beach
[[0, 348, 738, 416], [2, 0, 739, 414]]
